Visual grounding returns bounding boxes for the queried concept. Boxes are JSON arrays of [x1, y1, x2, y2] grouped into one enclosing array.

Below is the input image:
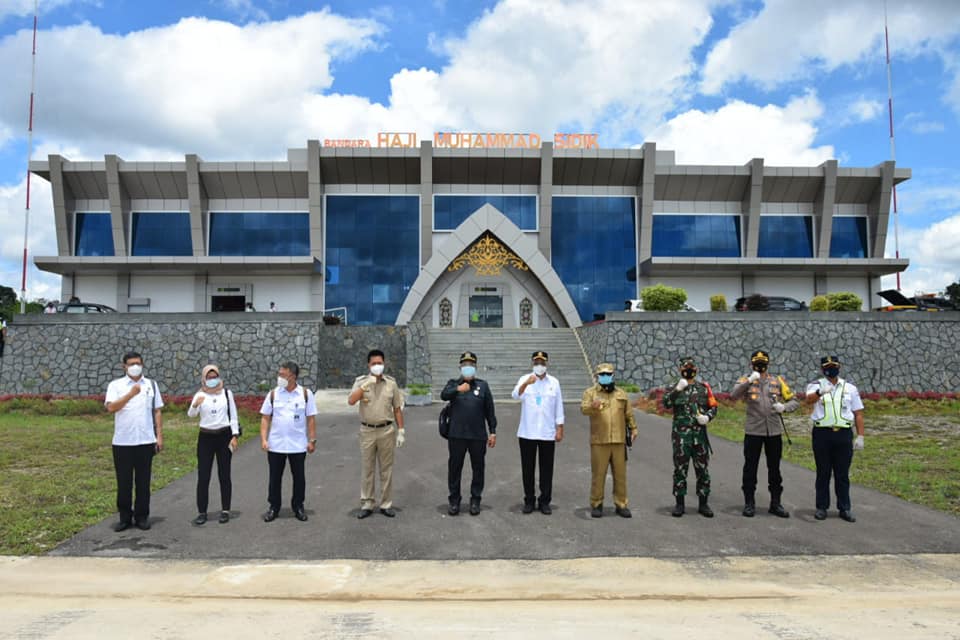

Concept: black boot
[[742, 492, 755, 517], [671, 496, 685, 517], [698, 496, 714, 518], [769, 491, 789, 518]]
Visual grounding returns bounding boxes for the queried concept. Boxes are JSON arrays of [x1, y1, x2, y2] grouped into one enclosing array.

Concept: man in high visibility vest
[[804, 355, 865, 523]]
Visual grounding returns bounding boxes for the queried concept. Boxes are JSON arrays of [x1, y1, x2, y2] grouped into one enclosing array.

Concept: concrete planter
[[405, 392, 433, 406]]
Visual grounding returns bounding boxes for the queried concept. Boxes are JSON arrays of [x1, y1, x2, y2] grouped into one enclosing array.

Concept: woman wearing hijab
[[187, 365, 240, 524]]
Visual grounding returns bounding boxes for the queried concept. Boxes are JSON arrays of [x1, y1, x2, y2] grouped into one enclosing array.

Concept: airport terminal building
[[29, 136, 910, 327]]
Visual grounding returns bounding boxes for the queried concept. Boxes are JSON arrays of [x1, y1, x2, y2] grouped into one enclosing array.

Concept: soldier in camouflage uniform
[[663, 357, 718, 518]]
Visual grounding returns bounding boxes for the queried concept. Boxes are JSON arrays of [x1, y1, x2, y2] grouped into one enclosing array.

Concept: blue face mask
[[460, 366, 476, 378], [205, 378, 221, 389], [598, 374, 614, 385]]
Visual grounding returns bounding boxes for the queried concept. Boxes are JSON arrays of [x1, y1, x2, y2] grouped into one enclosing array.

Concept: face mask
[[127, 364, 143, 378], [277, 376, 289, 389], [823, 367, 840, 379], [681, 368, 697, 380], [369, 364, 385, 376], [460, 365, 476, 378], [533, 365, 547, 376], [752, 363, 768, 373], [205, 378, 220, 389], [597, 374, 614, 386]]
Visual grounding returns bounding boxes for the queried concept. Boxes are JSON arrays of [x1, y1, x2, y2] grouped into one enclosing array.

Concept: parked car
[[875, 290, 944, 312], [56, 301, 117, 313], [625, 299, 699, 312], [734, 295, 807, 312]]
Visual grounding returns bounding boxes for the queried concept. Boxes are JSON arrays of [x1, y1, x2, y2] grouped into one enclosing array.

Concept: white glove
[[819, 381, 834, 396], [773, 402, 785, 413], [853, 435, 864, 451], [396, 428, 406, 448], [696, 413, 710, 426], [360, 376, 375, 391], [675, 378, 689, 391], [748, 371, 761, 383]]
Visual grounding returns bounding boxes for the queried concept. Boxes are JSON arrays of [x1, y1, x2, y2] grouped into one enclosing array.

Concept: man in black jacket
[[440, 351, 497, 516]]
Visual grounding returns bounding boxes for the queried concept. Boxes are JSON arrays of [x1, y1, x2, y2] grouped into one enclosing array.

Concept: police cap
[[531, 351, 549, 362], [820, 355, 841, 367], [678, 356, 697, 368], [751, 350, 770, 363], [459, 351, 478, 364]]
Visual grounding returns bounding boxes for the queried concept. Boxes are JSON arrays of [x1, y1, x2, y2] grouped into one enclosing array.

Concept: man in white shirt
[[511, 351, 564, 515], [104, 351, 164, 532], [260, 361, 317, 522], [804, 355, 865, 523]]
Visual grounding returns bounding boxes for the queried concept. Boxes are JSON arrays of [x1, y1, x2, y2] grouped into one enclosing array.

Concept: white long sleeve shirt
[[512, 373, 565, 440], [187, 389, 240, 436]]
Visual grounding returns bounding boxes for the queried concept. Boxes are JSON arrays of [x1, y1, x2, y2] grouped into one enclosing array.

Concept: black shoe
[[522, 502, 535, 514], [294, 509, 308, 522], [358, 508, 374, 520], [539, 502, 552, 516], [218, 511, 230, 524], [672, 497, 685, 517], [742, 503, 755, 517], [134, 519, 151, 531], [591, 505, 603, 518], [768, 504, 790, 518], [615, 506, 632, 518], [698, 497, 714, 518], [263, 509, 279, 522], [448, 502, 460, 516], [113, 520, 132, 532], [379, 507, 396, 518], [839, 510, 856, 523], [192, 513, 207, 526], [469, 499, 481, 516], [814, 509, 827, 520]]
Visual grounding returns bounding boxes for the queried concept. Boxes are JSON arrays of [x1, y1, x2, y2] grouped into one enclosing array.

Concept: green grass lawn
[[0, 398, 257, 555], [701, 398, 960, 516]]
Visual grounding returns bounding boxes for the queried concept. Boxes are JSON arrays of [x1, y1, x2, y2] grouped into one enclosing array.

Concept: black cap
[[820, 355, 841, 367], [532, 351, 548, 362], [751, 350, 770, 363], [459, 351, 478, 364], [678, 356, 697, 368]]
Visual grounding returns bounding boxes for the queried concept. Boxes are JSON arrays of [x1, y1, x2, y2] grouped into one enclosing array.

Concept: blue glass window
[[652, 215, 741, 257], [325, 196, 419, 325], [830, 217, 868, 258], [131, 212, 192, 256], [551, 197, 636, 322], [209, 212, 309, 256], [74, 213, 114, 256], [434, 195, 537, 230], [758, 216, 813, 258]]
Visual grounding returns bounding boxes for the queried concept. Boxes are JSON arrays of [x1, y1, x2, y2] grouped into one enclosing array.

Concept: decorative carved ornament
[[447, 233, 528, 276]]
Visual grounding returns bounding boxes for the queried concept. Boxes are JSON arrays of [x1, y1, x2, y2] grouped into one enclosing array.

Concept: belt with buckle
[[362, 421, 393, 428]]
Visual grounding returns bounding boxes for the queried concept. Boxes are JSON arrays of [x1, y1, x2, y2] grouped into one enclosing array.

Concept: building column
[[743, 158, 763, 257], [815, 159, 838, 258], [116, 273, 130, 313], [419, 140, 433, 266], [185, 154, 207, 256], [538, 141, 553, 261], [814, 273, 828, 296], [105, 155, 129, 257], [637, 142, 656, 297], [49, 154, 74, 256], [870, 160, 895, 260], [307, 140, 324, 312]]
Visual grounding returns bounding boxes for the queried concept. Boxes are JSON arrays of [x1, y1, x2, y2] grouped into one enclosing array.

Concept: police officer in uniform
[[731, 350, 799, 518], [440, 351, 497, 516], [348, 349, 405, 519], [804, 355, 865, 522], [581, 363, 638, 518], [663, 357, 718, 518]]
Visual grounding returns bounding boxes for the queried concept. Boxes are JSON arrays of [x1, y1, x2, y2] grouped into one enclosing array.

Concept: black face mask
[[752, 363, 768, 373], [823, 366, 840, 379], [681, 368, 697, 380]]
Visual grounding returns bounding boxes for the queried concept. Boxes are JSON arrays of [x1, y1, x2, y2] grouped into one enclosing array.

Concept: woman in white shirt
[[187, 365, 240, 525]]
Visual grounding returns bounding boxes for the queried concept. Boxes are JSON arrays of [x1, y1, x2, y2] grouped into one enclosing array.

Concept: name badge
[[535, 395, 542, 406], [474, 389, 479, 397]]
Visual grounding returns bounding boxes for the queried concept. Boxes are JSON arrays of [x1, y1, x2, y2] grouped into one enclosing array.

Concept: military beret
[[531, 351, 548, 362], [820, 355, 841, 367], [459, 351, 478, 363], [595, 362, 615, 374], [751, 350, 770, 363]]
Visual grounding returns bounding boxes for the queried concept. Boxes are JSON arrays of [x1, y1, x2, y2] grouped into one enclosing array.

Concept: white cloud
[[0, 174, 61, 302], [902, 111, 945, 134], [0, 0, 98, 22], [847, 97, 883, 123], [210, 0, 269, 22], [647, 92, 834, 165], [701, 0, 960, 97]]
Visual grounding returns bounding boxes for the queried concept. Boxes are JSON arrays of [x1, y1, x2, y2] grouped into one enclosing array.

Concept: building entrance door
[[212, 295, 246, 312], [468, 295, 503, 328]]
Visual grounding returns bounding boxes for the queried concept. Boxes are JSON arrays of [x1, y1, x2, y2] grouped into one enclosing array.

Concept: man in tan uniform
[[581, 363, 638, 518], [347, 349, 405, 519]]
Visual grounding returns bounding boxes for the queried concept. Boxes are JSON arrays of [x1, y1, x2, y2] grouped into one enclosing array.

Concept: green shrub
[[407, 383, 431, 396], [810, 295, 829, 312], [640, 284, 687, 312], [710, 294, 727, 312], [826, 292, 863, 311], [615, 382, 640, 393]]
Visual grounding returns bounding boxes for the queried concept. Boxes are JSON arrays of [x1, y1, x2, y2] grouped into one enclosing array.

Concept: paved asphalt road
[[52, 400, 960, 560]]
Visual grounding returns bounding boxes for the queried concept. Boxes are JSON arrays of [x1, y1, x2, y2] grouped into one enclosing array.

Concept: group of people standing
[[103, 346, 866, 532]]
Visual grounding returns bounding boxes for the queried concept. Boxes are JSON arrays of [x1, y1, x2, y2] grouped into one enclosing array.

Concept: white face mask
[[533, 364, 547, 376], [370, 364, 385, 376], [127, 364, 143, 378], [277, 376, 289, 389]]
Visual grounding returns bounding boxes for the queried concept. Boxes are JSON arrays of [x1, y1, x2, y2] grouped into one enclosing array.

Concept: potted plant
[[404, 383, 433, 406]]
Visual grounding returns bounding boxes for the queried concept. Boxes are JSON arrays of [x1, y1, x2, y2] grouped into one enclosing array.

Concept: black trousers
[[448, 437, 486, 503], [742, 434, 784, 503], [812, 428, 853, 511], [197, 429, 233, 513], [267, 451, 306, 512], [519, 438, 555, 505], [113, 444, 155, 524]]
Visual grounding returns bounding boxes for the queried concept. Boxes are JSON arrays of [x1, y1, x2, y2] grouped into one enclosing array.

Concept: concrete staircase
[[427, 328, 594, 400]]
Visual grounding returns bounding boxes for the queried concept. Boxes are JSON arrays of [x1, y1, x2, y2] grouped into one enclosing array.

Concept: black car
[[734, 295, 808, 312], [56, 302, 117, 313]]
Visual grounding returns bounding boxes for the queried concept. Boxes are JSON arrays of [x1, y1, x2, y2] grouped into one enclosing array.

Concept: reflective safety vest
[[815, 380, 852, 428]]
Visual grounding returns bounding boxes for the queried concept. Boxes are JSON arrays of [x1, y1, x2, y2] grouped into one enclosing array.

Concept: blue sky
[[1, 0, 958, 301]]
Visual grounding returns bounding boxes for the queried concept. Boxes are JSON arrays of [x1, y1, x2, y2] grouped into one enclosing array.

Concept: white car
[[625, 299, 699, 312]]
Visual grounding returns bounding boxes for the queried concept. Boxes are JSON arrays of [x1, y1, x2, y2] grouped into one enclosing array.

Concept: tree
[[0, 285, 16, 310], [946, 282, 960, 308]]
